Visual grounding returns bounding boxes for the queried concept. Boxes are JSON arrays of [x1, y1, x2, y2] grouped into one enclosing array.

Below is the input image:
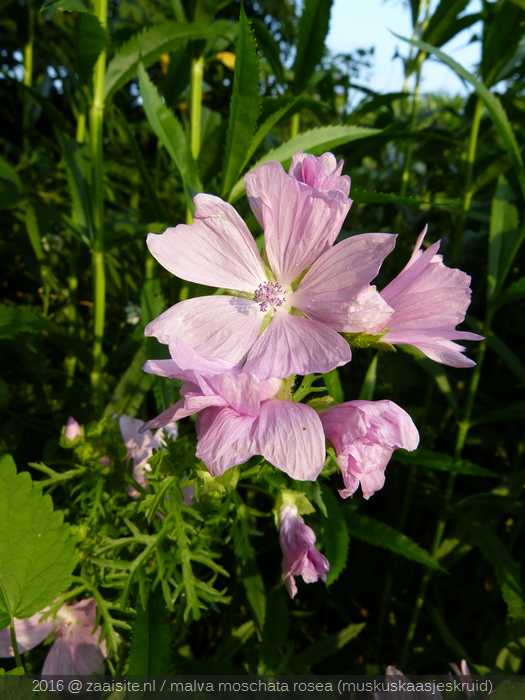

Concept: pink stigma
[[254, 281, 286, 312]]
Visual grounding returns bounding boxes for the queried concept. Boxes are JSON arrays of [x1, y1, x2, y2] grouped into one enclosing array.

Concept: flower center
[[254, 281, 286, 312]]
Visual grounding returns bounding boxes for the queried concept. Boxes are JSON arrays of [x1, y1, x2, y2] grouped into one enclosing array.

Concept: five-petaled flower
[[145, 153, 396, 380]]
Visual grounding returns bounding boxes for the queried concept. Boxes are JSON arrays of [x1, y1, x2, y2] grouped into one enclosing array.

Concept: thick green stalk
[[89, 0, 108, 403], [190, 55, 204, 159], [451, 97, 483, 263]]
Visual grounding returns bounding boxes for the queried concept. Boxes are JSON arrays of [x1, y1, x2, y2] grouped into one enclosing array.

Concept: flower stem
[[290, 112, 300, 139], [9, 619, 24, 671], [401, 327, 488, 666], [89, 0, 108, 406], [190, 55, 204, 159], [451, 97, 483, 264]]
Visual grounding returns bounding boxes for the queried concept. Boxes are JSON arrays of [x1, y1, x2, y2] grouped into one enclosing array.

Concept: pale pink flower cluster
[[141, 152, 480, 597], [0, 599, 106, 675]]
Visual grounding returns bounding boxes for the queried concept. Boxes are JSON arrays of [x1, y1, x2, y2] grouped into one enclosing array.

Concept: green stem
[[89, 0, 108, 405], [401, 325, 489, 666], [9, 619, 24, 670], [23, 1, 34, 131], [451, 97, 483, 263], [190, 55, 204, 159]]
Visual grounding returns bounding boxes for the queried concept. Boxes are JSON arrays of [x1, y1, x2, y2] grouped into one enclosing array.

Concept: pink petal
[[0, 612, 55, 656], [205, 372, 279, 416], [255, 400, 325, 480], [196, 407, 257, 476], [145, 296, 264, 370], [289, 152, 351, 197], [245, 161, 350, 284], [292, 233, 396, 328], [147, 194, 267, 292], [348, 400, 420, 451], [42, 638, 105, 675], [244, 313, 351, 379]]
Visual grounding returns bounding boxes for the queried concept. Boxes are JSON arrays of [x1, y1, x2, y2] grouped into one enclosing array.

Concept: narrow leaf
[[138, 64, 201, 199], [222, 7, 260, 197], [347, 511, 443, 571], [105, 21, 235, 99], [395, 34, 525, 198], [319, 488, 349, 585], [229, 125, 380, 202], [394, 448, 497, 477], [293, 0, 333, 92], [488, 176, 519, 301], [127, 593, 173, 674], [359, 354, 378, 400]]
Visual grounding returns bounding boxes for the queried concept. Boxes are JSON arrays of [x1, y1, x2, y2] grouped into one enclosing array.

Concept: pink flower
[[119, 415, 177, 497], [63, 416, 82, 442], [321, 400, 419, 499], [0, 599, 106, 675], [278, 504, 329, 599], [145, 153, 396, 379], [353, 228, 483, 367], [144, 361, 325, 480]]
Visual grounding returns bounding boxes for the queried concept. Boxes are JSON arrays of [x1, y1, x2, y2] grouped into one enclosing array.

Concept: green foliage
[[127, 593, 174, 674], [138, 63, 201, 199], [346, 511, 443, 572], [292, 0, 333, 92], [222, 7, 261, 197], [318, 488, 349, 585], [0, 455, 76, 621]]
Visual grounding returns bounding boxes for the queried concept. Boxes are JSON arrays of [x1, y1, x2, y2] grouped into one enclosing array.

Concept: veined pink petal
[[205, 372, 279, 416], [292, 233, 396, 329], [146, 194, 267, 292], [196, 407, 257, 476], [119, 415, 162, 467], [145, 296, 264, 369], [0, 611, 55, 656], [42, 638, 105, 675], [244, 313, 351, 379], [245, 161, 350, 284], [255, 400, 325, 480]]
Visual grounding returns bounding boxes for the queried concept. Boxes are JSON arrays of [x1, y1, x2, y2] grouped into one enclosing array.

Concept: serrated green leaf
[[319, 488, 349, 585], [229, 125, 379, 202], [395, 34, 525, 198], [292, 0, 333, 92], [221, 7, 260, 197], [346, 511, 443, 571], [252, 18, 285, 83], [127, 593, 173, 674], [138, 63, 201, 199], [0, 457, 77, 619], [105, 21, 234, 99], [394, 448, 497, 477]]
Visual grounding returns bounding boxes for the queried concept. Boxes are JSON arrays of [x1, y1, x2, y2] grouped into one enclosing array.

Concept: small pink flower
[[0, 599, 106, 675], [321, 400, 419, 499], [63, 416, 82, 442], [144, 361, 325, 481], [278, 504, 329, 599], [119, 415, 177, 497], [353, 228, 483, 367], [145, 153, 396, 379]]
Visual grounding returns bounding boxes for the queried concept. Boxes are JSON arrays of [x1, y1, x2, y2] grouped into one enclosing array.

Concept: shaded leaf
[[347, 511, 443, 571], [127, 593, 173, 674], [293, 622, 365, 669], [319, 488, 349, 585], [394, 448, 497, 477]]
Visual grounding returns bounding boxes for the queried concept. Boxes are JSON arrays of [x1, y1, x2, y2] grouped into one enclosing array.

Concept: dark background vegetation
[[1, 0, 524, 676]]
